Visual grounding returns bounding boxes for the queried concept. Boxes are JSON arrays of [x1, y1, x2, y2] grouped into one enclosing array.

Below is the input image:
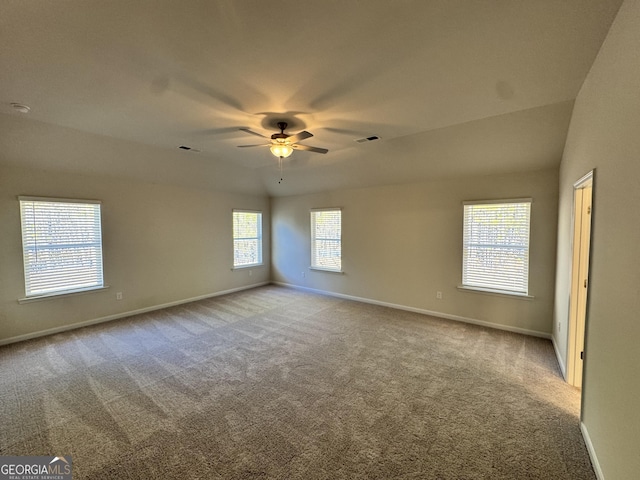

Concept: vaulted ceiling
[[0, 0, 623, 196]]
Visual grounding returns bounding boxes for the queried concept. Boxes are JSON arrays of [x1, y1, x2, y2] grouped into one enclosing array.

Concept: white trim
[[273, 282, 551, 339], [0, 282, 269, 346], [233, 210, 263, 268], [457, 285, 534, 299], [19, 198, 104, 298], [310, 207, 341, 212], [581, 422, 605, 480], [310, 208, 342, 272], [18, 285, 110, 304], [462, 197, 532, 206], [566, 169, 594, 388], [574, 170, 594, 188], [231, 264, 264, 270], [462, 201, 531, 295], [232, 208, 262, 214], [551, 335, 567, 380], [18, 195, 101, 204], [309, 267, 344, 274]]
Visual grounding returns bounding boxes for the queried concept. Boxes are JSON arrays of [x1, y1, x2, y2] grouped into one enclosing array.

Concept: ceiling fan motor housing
[[272, 122, 290, 141]]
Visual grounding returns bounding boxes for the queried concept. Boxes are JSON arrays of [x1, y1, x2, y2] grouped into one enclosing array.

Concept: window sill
[[231, 264, 263, 270], [457, 285, 534, 300], [18, 285, 110, 304], [309, 267, 344, 274]]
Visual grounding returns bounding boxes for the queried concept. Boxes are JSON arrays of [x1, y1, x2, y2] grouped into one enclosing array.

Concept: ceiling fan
[[238, 122, 328, 159]]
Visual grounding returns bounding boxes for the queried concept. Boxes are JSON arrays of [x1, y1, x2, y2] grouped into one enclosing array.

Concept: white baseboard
[[551, 335, 567, 380], [581, 422, 605, 480], [0, 282, 270, 346], [4, 280, 552, 345], [273, 282, 551, 339]]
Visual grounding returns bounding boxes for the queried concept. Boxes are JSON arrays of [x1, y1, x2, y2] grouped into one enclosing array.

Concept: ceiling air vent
[[355, 135, 380, 144], [178, 145, 201, 152]]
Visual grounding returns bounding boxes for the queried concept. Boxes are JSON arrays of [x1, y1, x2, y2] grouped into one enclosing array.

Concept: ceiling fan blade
[[292, 144, 328, 154], [239, 128, 269, 139], [237, 144, 269, 148], [286, 130, 313, 143]]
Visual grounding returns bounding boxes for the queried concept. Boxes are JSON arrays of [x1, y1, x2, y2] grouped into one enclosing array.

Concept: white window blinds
[[19, 197, 104, 297], [462, 200, 531, 294], [311, 208, 342, 271], [233, 210, 262, 267]]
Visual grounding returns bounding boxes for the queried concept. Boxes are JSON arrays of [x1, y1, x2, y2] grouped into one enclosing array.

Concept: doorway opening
[[567, 170, 594, 390]]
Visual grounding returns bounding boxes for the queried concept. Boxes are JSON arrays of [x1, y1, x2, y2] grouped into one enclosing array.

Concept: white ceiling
[[0, 0, 622, 196]]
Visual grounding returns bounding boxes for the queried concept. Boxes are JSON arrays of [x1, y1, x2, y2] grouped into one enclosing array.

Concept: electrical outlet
[[302, 271, 306, 278], [436, 291, 442, 300], [248, 269, 252, 276], [558, 322, 561, 332], [116, 292, 123, 300]]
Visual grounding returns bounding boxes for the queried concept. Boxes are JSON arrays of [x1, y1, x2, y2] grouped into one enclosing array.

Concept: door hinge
[[587, 205, 591, 214], [584, 279, 588, 288], [580, 351, 584, 360]]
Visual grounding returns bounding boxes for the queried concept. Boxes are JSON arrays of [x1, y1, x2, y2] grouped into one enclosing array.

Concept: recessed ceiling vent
[[11, 103, 31, 114], [355, 135, 380, 143], [178, 145, 201, 152]]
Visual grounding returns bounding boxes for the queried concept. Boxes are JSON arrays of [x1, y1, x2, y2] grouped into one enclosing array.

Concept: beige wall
[[272, 169, 559, 336], [553, 0, 640, 477], [0, 165, 270, 343]]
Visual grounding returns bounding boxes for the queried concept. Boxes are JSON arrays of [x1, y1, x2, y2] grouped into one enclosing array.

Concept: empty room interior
[[1, 1, 639, 479]]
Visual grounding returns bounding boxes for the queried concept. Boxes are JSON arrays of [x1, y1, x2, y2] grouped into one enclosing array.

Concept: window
[[19, 196, 104, 298], [462, 199, 531, 295], [233, 210, 262, 267], [311, 208, 342, 272]]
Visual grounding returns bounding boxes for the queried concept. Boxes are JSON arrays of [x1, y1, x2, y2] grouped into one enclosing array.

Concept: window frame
[[18, 195, 105, 302], [310, 207, 343, 273], [460, 198, 532, 298], [232, 209, 263, 269]]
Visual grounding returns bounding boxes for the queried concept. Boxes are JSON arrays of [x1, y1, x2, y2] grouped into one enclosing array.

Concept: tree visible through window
[[462, 200, 531, 295], [19, 196, 104, 297], [233, 210, 262, 267], [311, 208, 342, 271]]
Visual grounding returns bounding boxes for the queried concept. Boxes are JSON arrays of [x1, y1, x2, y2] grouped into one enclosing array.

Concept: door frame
[[566, 170, 594, 389]]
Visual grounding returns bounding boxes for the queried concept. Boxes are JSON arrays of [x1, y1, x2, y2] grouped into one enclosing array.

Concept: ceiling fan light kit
[[270, 142, 293, 159], [238, 121, 328, 159]]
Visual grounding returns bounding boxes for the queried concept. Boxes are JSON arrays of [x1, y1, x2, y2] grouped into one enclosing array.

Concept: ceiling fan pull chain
[[278, 157, 284, 184]]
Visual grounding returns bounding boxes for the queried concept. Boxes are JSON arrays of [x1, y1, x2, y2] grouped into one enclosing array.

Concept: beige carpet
[[0, 285, 594, 479]]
